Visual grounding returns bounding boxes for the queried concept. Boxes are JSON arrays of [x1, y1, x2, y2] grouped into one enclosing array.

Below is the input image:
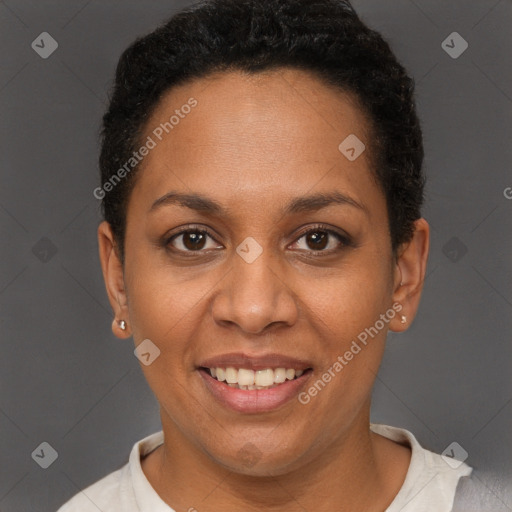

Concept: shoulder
[[371, 423, 473, 512], [56, 464, 130, 512], [452, 472, 510, 512], [56, 431, 165, 512], [451, 475, 482, 511]]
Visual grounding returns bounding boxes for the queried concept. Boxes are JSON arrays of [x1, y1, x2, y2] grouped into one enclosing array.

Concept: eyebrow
[[149, 190, 368, 217]]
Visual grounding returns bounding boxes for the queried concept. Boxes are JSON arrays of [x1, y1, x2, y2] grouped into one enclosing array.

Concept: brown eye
[[167, 229, 220, 252], [305, 231, 329, 251], [180, 231, 207, 251], [292, 226, 350, 254]]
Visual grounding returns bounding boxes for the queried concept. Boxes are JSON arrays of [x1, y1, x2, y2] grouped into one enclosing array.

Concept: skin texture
[[98, 68, 429, 512]]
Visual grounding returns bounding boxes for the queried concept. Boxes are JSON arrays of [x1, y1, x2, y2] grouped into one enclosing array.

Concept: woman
[[58, 0, 473, 510]]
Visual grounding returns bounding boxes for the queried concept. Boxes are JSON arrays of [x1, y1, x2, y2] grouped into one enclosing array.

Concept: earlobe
[[390, 218, 430, 333], [112, 317, 131, 338], [97, 221, 132, 339]]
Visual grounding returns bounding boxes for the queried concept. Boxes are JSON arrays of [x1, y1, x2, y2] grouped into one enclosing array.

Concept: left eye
[[292, 228, 347, 253]]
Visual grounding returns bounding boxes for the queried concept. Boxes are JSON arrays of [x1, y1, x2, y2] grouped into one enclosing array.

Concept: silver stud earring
[[118, 320, 127, 331], [400, 315, 407, 324]]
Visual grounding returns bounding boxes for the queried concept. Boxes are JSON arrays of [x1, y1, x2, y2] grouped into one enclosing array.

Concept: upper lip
[[198, 352, 313, 371]]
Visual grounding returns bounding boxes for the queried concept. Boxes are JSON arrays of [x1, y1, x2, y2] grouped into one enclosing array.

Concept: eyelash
[[164, 223, 352, 256]]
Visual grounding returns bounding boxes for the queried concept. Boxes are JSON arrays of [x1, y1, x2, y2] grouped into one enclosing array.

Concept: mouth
[[199, 366, 311, 390], [197, 357, 313, 413]]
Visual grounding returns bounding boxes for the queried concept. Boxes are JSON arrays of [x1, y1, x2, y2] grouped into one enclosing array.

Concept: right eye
[[165, 227, 223, 253]]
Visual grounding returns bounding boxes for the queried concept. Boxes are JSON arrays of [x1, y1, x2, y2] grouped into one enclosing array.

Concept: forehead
[[129, 68, 383, 219]]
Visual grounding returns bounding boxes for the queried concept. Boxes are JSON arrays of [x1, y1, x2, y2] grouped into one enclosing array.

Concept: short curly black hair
[[98, 0, 425, 263]]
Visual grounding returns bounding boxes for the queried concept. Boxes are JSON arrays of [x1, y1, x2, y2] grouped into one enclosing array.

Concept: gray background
[[0, 1, 511, 511]]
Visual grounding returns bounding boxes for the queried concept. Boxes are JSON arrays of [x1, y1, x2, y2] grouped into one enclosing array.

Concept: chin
[[208, 439, 310, 478]]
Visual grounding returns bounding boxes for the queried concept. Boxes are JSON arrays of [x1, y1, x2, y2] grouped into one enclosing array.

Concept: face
[[99, 68, 428, 476]]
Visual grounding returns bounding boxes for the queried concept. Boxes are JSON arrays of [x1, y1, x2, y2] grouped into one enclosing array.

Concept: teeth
[[274, 368, 287, 383], [238, 368, 255, 386], [207, 366, 307, 389], [225, 367, 238, 384], [255, 369, 274, 387]]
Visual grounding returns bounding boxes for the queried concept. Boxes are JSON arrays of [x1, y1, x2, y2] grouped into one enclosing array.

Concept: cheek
[[301, 254, 392, 334], [123, 240, 209, 333], [296, 252, 392, 395], [297, 273, 390, 433], [123, 264, 206, 410]]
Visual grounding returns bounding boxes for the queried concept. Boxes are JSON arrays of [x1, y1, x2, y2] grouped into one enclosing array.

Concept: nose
[[211, 245, 299, 335]]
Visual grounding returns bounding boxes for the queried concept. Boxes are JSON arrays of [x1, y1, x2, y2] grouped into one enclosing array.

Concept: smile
[[198, 366, 313, 413], [205, 367, 305, 390]]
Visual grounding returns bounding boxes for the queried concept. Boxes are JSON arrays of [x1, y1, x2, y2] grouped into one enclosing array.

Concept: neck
[[142, 407, 409, 512]]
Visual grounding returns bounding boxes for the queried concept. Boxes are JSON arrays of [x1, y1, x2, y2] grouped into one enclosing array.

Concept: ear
[[389, 218, 430, 332], [97, 221, 132, 339]]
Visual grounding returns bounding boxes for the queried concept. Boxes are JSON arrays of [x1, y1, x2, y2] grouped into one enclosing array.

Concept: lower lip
[[198, 368, 312, 414]]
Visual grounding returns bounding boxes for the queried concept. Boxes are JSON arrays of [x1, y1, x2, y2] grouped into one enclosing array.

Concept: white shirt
[[56, 423, 472, 512]]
